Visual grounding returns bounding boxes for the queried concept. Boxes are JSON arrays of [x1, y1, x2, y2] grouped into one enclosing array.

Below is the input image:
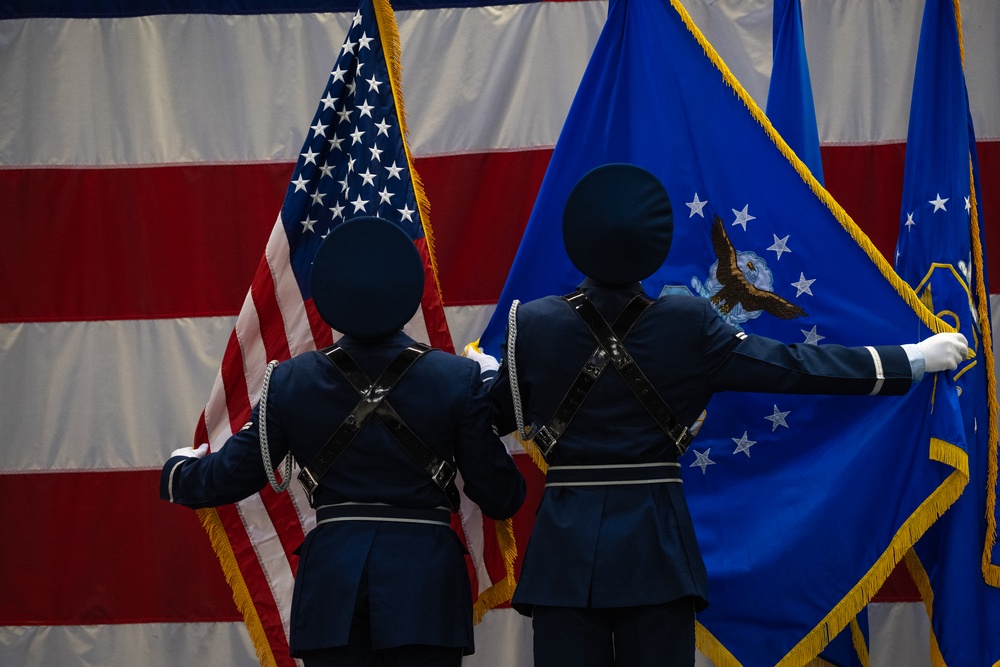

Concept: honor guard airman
[[474, 164, 966, 667], [162, 217, 526, 667]]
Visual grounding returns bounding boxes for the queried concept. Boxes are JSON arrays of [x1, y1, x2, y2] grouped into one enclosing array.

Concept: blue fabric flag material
[[478, 0, 968, 664], [765, 0, 824, 186], [895, 0, 1000, 665]]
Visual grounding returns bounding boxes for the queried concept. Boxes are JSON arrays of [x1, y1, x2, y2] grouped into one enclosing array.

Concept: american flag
[[191, 0, 457, 664]]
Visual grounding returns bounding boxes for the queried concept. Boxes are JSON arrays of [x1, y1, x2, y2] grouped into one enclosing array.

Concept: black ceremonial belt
[[298, 344, 460, 512], [570, 292, 694, 456], [531, 291, 654, 461]]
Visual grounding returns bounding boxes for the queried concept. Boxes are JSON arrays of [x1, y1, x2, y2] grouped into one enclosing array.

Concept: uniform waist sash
[[545, 462, 682, 487], [315, 502, 452, 527]]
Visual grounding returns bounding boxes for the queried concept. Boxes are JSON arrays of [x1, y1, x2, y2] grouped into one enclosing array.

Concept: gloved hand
[[463, 342, 500, 374], [917, 332, 969, 373], [170, 443, 209, 459]]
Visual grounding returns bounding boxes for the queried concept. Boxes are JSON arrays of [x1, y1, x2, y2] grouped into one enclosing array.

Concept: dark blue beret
[[562, 163, 673, 285], [311, 217, 424, 339]]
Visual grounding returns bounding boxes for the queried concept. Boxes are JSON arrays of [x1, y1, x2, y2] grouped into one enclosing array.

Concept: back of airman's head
[[311, 216, 424, 339], [562, 163, 673, 285]]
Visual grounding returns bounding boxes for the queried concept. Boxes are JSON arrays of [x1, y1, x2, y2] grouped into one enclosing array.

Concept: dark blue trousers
[[531, 598, 696, 667]]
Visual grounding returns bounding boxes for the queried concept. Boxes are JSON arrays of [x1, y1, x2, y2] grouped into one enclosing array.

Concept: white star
[[375, 119, 392, 137], [301, 216, 317, 233], [965, 196, 972, 212], [732, 432, 757, 457], [357, 32, 374, 50], [929, 193, 949, 212], [336, 107, 353, 124], [904, 212, 916, 230], [347, 79, 357, 96], [768, 234, 791, 260], [328, 135, 344, 152], [801, 325, 825, 345], [329, 202, 345, 220], [368, 144, 383, 162], [377, 187, 393, 204], [351, 10, 362, 26], [320, 93, 336, 110], [341, 38, 357, 55], [354, 62, 364, 78], [385, 161, 403, 179], [359, 168, 376, 186], [690, 449, 716, 474], [732, 204, 756, 231], [331, 66, 348, 83], [291, 175, 309, 193], [318, 163, 335, 179], [791, 272, 815, 297], [358, 100, 375, 118], [686, 193, 708, 218], [339, 176, 350, 194], [764, 405, 790, 431], [367, 74, 383, 94], [301, 147, 319, 166], [398, 203, 415, 222], [351, 194, 368, 213], [347, 156, 356, 173], [310, 120, 328, 137], [350, 128, 365, 145], [309, 190, 325, 206]]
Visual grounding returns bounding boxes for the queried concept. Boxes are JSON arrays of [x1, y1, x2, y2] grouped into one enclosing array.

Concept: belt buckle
[[430, 459, 456, 490], [673, 427, 692, 456], [297, 467, 319, 502], [533, 426, 557, 461]]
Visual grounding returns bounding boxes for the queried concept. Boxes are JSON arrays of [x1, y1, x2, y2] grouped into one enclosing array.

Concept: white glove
[[170, 443, 209, 459], [463, 342, 500, 374], [917, 332, 969, 373]]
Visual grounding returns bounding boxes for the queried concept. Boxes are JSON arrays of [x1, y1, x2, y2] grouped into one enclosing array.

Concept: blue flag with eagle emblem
[[477, 0, 968, 663], [894, 0, 1000, 664]]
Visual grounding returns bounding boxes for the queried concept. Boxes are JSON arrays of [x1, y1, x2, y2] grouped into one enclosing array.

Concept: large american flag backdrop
[[0, 1, 997, 665]]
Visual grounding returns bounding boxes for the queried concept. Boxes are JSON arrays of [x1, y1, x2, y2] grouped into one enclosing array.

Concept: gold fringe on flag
[[196, 507, 279, 667], [372, 0, 448, 309], [472, 516, 519, 624]]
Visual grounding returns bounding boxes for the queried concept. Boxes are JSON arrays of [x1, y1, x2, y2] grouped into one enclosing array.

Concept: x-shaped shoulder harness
[[297, 343, 461, 511], [531, 290, 693, 461]]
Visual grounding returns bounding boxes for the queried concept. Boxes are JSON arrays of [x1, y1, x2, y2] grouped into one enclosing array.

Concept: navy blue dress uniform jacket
[[489, 279, 913, 614], [161, 330, 526, 656]]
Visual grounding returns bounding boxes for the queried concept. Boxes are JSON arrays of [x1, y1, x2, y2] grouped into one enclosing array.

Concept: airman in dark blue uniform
[[162, 217, 526, 667], [478, 164, 966, 666]]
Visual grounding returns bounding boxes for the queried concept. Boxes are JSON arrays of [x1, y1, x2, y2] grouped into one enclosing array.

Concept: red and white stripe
[[1, 1, 998, 665]]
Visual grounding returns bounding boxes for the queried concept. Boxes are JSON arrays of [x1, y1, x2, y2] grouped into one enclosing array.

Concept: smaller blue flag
[[895, 0, 1000, 664]]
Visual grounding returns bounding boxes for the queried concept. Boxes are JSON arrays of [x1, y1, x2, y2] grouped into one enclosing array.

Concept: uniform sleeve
[[454, 361, 526, 520], [160, 390, 290, 509], [709, 334, 914, 396]]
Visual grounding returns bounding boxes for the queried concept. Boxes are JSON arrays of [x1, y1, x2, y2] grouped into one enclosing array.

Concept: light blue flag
[[765, 0, 824, 185], [895, 0, 1000, 664], [478, 0, 968, 664]]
